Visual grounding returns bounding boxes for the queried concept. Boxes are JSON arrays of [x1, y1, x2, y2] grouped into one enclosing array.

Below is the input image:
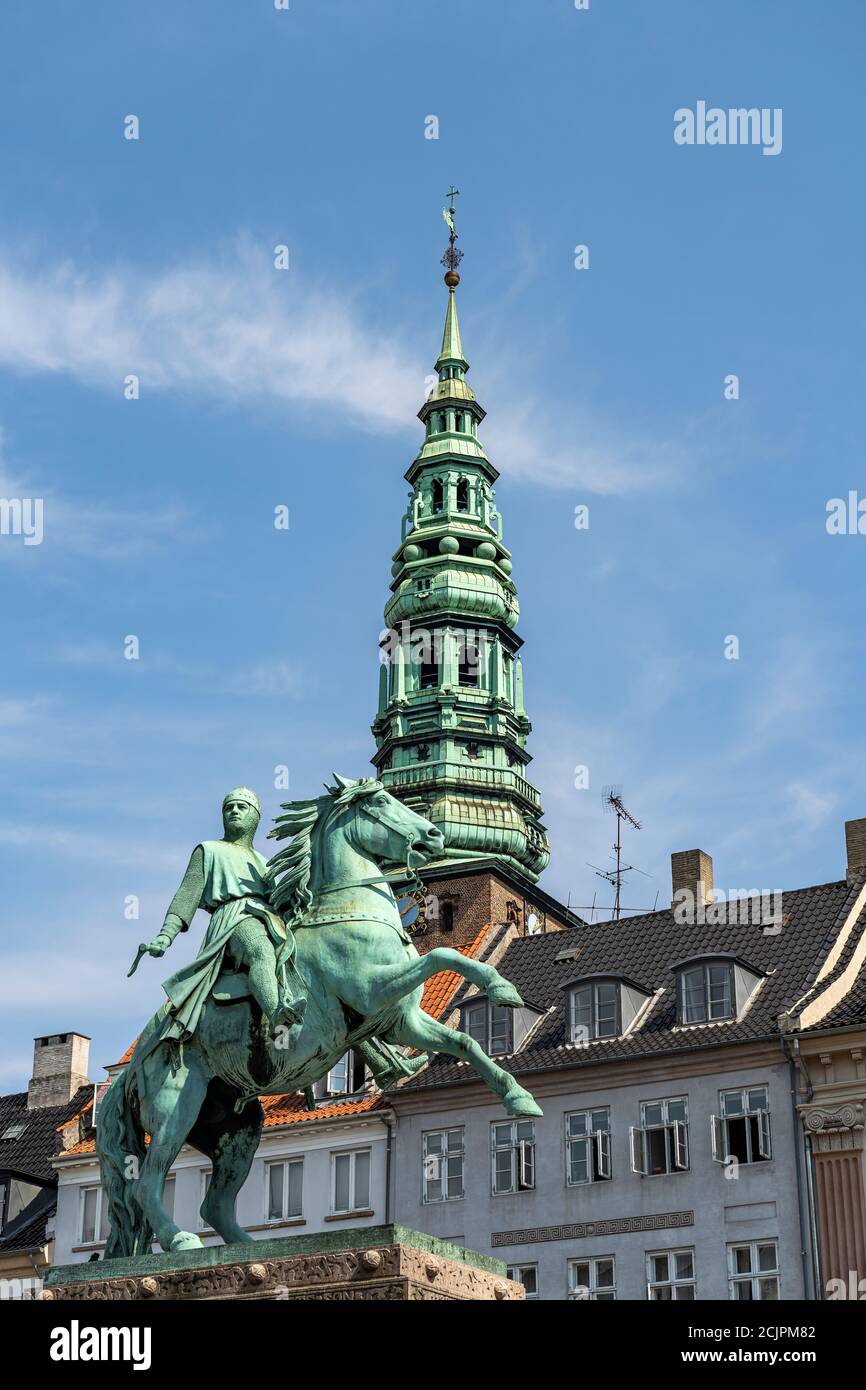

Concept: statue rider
[[141, 788, 426, 1088], [143, 788, 306, 1043]]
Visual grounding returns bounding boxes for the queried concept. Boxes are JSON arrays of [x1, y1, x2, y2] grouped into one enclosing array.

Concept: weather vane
[[441, 185, 463, 285]]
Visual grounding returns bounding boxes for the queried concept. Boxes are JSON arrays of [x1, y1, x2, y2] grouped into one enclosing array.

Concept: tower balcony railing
[[383, 759, 542, 812]]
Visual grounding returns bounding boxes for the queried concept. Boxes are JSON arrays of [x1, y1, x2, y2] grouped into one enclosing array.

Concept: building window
[[568, 981, 620, 1041], [678, 961, 733, 1023], [456, 479, 469, 512], [568, 1256, 616, 1301], [422, 1128, 464, 1203], [440, 900, 455, 932], [432, 479, 444, 511], [728, 1240, 780, 1300], [647, 1248, 696, 1300], [464, 998, 512, 1056], [266, 1159, 304, 1222], [457, 644, 480, 687], [507, 1263, 539, 1299], [79, 1184, 111, 1244], [313, 1051, 366, 1100], [713, 1086, 772, 1165], [419, 657, 438, 689], [331, 1148, 371, 1215], [197, 1169, 213, 1231], [631, 1097, 689, 1176], [566, 1108, 611, 1185], [492, 1120, 535, 1195]]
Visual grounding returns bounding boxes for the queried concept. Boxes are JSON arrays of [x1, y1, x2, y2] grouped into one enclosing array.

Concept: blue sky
[[1, 0, 864, 1087]]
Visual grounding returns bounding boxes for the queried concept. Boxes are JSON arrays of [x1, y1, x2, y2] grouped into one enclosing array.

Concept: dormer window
[[464, 999, 512, 1056], [570, 982, 619, 1040], [672, 954, 763, 1026], [679, 962, 732, 1023], [462, 997, 541, 1057], [564, 974, 652, 1043]]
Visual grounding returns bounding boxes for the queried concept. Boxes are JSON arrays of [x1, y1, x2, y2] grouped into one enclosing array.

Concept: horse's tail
[[97, 1064, 152, 1259]]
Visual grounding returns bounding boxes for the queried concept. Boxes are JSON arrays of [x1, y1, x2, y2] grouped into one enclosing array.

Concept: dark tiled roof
[[0, 1086, 93, 1183], [0, 1189, 55, 1253], [396, 877, 866, 1093]]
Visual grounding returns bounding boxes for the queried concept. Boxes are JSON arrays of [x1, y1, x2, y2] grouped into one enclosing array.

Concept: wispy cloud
[[50, 642, 310, 699], [0, 243, 687, 494]]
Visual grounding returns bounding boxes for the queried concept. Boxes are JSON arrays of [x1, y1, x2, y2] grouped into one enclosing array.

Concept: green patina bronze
[[371, 206, 550, 880], [98, 776, 542, 1258]]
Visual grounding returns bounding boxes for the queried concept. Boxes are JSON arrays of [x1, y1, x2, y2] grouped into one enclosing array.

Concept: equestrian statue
[[97, 776, 542, 1257]]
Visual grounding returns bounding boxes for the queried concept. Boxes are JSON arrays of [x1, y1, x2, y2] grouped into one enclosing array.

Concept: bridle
[[302, 798, 433, 934]]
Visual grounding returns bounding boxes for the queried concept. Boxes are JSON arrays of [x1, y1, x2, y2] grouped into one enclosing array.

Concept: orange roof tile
[[420, 923, 490, 1020], [59, 1093, 385, 1156], [57, 1098, 92, 1132]]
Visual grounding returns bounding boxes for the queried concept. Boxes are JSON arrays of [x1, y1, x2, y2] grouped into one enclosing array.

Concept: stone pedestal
[[43, 1224, 523, 1302]]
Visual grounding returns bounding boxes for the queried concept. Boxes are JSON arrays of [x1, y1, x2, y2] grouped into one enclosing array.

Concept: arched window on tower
[[455, 411, 464, 432], [456, 479, 469, 513], [432, 478, 444, 512]]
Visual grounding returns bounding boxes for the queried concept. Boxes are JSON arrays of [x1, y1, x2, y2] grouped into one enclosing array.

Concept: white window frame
[[678, 961, 734, 1024], [464, 998, 512, 1056], [631, 1097, 689, 1176], [265, 1157, 304, 1223], [711, 1086, 772, 1165], [565, 1107, 612, 1186], [422, 1127, 465, 1204], [728, 1239, 780, 1300], [568, 981, 620, 1042], [491, 1119, 536, 1195], [506, 1263, 539, 1299], [330, 1147, 372, 1216], [646, 1247, 696, 1300], [568, 1255, 616, 1301], [196, 1167, 213, 1231], [78, 1183, 111, 1245]]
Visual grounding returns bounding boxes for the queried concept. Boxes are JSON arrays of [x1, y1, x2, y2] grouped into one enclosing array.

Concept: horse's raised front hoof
[[503, 1085, 543, 1119], [486, 980, 524, 1009], [169, 1230, 204, 1252]]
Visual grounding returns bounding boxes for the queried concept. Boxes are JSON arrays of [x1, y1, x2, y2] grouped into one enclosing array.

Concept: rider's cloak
[[159, 839, 289, 1044]]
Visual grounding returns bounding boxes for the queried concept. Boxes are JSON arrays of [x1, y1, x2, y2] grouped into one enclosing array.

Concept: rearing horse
[[98, 776, 542, 1257]]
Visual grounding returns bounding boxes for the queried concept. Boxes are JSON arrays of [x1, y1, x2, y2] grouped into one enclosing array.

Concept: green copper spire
[[370, 199, 550, 883], [436, 287, 466, 370]]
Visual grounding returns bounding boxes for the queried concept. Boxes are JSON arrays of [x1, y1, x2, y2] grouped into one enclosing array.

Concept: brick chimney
[[671, 849, 714, 913], [845, 818, 866, 885], [27, 1032, 90, 1110]]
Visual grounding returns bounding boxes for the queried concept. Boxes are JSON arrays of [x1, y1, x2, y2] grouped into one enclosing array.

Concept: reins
[[303, 830, 429, 935]]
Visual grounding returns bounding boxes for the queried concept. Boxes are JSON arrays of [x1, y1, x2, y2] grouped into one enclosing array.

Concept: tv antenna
[[599, 785, 643, 920]]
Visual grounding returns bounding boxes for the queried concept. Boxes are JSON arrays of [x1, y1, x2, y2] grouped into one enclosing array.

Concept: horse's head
[[267, 775, 444, 921], [326, 774, 444, 869]]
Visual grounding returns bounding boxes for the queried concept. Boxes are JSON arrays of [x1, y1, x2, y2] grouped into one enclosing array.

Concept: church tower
[[371, 199, 568, 944]]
